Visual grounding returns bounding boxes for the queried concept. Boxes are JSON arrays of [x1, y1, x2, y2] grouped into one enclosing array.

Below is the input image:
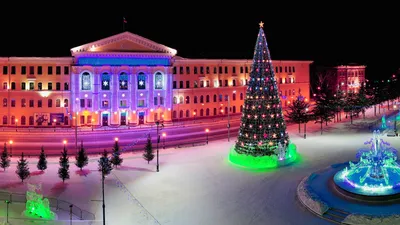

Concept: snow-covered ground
[[0, 105, 399, 225]]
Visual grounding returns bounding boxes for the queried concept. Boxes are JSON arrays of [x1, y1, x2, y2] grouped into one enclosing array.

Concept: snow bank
[[343, 214, 400, 225], [297, 175, 329, 215]]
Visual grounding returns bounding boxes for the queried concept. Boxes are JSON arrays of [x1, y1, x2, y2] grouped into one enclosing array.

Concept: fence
[[0, 191, 95, 220]]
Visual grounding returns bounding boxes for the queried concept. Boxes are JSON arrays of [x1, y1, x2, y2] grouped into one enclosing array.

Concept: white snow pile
[[343, 214, 400, 225], [297, 175, 329, 215]]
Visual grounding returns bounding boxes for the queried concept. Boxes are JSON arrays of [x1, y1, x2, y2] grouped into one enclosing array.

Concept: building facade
[[335, 64, 366, 93], [0, 31, 312, 127]]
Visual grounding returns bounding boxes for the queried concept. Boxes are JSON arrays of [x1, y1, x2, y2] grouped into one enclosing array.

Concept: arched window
[[240, 93, 244, 100], [48, 99, 52, 107], [233, 106, 236, 113], [213, 108, 217, 116], [206, 108, 210, 116], [56, 99, 61, 107], [101, 72, 110, 90], [186, 110, 190, 117], [3, 98, 7, 107], [200, 109, 204, 116], [206, 95, 210, 103], [21, 116, 26, 125], [21, 99, 26, 107], [232, 79, 236, 86], [119, 72, 128, 90], [233, 93, 236, 101], [154, 72, 163, 89], [64, 116, 69, 125], [213, 95, 217, 102], [194, 96, 198, 104], [173, 97, 177, 104], [185, 96, 190, 104], [11, 116, 15, 125], [173, 111, 177, 119], [29, 116, 34, 125], [200, 95, 204, 103], [64, 82, 69, 90], [81, 72, 91, 90], [2, 116, 7, 125], [64, 99, 68, 107], [179, 110, 183, 118], [179, 96, 183, 104], [137, 72, 146, 89]]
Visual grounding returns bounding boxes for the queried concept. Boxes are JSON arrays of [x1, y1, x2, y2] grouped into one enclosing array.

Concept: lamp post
[[101, 169, 106, 225], [205, 128, 209, 144], [304, 108, 308, 139], [9, 140, 12, 157], [155, 120, 164, 172], [15, 118, 18, 132], [227, 95, 231, 142], [63, 140, 67, 148], [91, 118, 94, 131], [69, 204, 73, 225], [193, 112, 196, 123], [5, 200, 11, 223], [162, 132, 166, 149], [53, 119, 57, 132]]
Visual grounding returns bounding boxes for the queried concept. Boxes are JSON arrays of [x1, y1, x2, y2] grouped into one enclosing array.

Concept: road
[[1, 117, 243, 156]]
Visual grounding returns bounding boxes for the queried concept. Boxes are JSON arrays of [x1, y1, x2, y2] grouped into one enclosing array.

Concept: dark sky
[[1, 3, 398, 79]]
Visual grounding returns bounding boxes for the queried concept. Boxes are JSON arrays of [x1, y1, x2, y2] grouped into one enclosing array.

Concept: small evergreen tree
[[75, 141, 88, 171], [143, 135, 154, 164], [0, 143, 10, 171], [58, 146, 70, 182], [16, 152, 30, 182], [286, 96, 311, 133], [110, 140, 123, 168], [37, 146, 47, 171], [98, 150, 113, 178]]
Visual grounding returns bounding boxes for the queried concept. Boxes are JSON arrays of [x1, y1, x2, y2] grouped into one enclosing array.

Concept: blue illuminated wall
[[76, 57, 171, 66]]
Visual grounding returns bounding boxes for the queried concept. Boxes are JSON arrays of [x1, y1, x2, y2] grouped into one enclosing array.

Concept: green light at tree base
[[228, 143, 299, 170]]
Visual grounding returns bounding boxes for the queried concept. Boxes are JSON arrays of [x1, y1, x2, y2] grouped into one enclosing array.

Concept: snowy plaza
[[0, 106, 397, 225]]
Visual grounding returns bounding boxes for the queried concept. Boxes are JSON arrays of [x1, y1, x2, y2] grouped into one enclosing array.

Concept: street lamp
[[227, 95, 231, 142], [15, 118, 18, 132], [5, 200, 11, 223], [193, 112, 196, 123], [205, 128, 209, 144], [304, 108, 308, 139], [69, 204, 73, 225], [63, 140, 67, 148], [114, 137, 118, 142], [9, 140, 13, 157], [162, 132, 166, 149], [53, 119, 57, 132], [155, 120, 164, 172], [91, 118, 95, 131]]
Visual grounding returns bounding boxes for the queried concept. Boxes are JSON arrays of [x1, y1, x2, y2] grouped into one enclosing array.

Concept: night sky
[[2, 3, 398, 80]]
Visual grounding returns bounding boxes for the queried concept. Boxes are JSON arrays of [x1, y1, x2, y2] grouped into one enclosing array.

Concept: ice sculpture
[[334, 130, 400, 196], [25, 183, 55, 219]]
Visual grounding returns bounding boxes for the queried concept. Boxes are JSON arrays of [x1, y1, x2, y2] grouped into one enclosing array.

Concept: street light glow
[[115, 137, 119, 142], [9, 140, 13, 144], [205, 128, 209, 133], [63, 140, 67, 144], [162, 132, 166, 137]]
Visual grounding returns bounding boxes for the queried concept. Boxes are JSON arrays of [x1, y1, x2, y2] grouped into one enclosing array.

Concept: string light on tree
[[228, 22, 298, 169]]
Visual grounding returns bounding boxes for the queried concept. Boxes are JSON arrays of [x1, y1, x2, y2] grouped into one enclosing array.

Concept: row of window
[[338, 70, 364, 76], [81, 72, 164, 91], [3, 82, 69, 91], [172, 65, 296, 75], [2, 65, 69, 76], [0, 115, 69, 126], [172, 106, 241, 119], [173, 93, 244, 104], [2, 98, 68, 108]]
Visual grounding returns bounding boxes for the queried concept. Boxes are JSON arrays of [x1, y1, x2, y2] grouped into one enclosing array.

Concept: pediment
[[71, 31, 177, 56]]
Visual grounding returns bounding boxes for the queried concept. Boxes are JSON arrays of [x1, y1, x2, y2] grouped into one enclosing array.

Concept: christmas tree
[[37, 146, 47, 171], [110, 139, 123, 168], [143, 135, 154, 164], [16, 152, 30, 182], [75, 141, 88, 170], [0, 143, 10, 171], [58, 146, 70, 182], [229, 22, 298, 169], [98, 150, 113, 177]]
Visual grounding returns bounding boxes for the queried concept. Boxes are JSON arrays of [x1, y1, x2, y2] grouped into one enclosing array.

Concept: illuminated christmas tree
[[229, 22, 298, 169]]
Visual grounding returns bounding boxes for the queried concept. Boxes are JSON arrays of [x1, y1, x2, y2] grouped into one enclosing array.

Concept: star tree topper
[[259, 21, 264, 28]]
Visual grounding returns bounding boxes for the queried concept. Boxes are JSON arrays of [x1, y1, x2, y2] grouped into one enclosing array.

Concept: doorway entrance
[[120, 112, 127, 125], [102, 113, 109, 126], [138, 112, 145, 125]]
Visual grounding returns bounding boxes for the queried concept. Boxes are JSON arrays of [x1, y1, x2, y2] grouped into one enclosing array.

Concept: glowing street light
[[205, 128, 209, 144], [63, 140, 67, 148], [114, 137, 118, 142], [162, 132, 166, 149], [9, 140, 13, 156], [15, 118, 18, 132]]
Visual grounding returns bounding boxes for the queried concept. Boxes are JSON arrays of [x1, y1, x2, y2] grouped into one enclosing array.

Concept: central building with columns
[[70, 32, 176, 126]]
